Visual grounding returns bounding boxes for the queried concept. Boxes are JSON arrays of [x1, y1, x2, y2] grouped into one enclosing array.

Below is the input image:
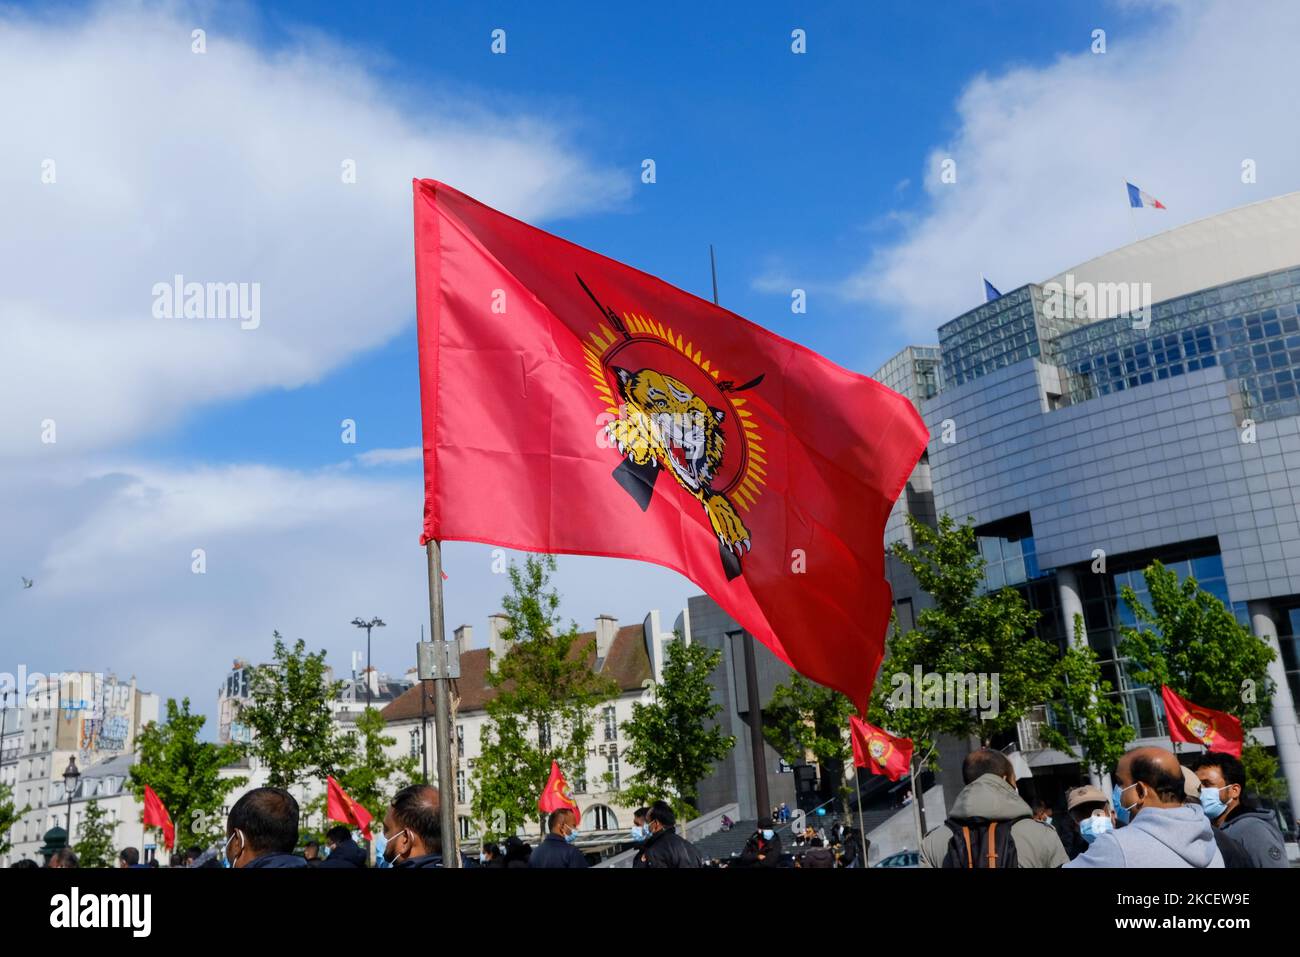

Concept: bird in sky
[[21, 577, 33, 589]]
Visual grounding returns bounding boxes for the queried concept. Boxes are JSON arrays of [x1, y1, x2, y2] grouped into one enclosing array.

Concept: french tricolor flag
[[1127, 181, 1166, 209]]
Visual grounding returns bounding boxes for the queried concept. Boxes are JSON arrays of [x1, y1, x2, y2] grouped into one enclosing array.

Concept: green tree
[[868, 514, 1059, 835], [1039, 614, 1134, 778], [330, 706, 419, 832], [1117, 560, 1277, 795], [128, 697, 246, 847], [470, 555, 618, 840], [763, 672, 854, 810], [619, 638, 734, 820], [0, 781, 30, 857], [73, 799, 116, 868], [240, 632, 351, 789]]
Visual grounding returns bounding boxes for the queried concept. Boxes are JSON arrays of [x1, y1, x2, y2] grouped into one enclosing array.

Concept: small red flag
[[1161, 685, 1243, 757], [413, 181, 928, 713], [142, 785, 174, 851], [537, 761, 580, 826], [850, 715, 913, 782], [326, 775, 374, 840]]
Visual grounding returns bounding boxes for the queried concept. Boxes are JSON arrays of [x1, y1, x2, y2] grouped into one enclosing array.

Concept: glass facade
[[873, 345, 941, 406], [1053, 266, 1300, 420]]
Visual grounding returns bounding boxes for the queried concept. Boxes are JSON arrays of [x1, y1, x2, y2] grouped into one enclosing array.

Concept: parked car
[[873, 850, 920, 868]]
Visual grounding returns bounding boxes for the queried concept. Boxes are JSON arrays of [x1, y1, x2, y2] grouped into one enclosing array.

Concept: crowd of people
[[15, 744, 1288, 870], [920, 746, 1290, 868]]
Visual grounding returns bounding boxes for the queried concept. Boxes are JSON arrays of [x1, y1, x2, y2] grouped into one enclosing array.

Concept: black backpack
[[940, 817, 1021, 868]]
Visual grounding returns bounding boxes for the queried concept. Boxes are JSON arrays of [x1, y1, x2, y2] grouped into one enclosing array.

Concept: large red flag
[[1161, 686, 1243, 757], [142, 785, 174, 851], [850, 715, 913, 782], [537, 761, 580, 825], [326, 776, 374, 840], [414, 181, 927, 712]]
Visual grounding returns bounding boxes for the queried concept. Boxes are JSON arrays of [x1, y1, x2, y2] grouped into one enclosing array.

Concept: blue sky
[[6, 0, 1299, 729]]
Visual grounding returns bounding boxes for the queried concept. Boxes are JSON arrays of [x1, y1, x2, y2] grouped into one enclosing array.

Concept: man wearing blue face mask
[[529, 809, 589, 868], [1064, 785, 1113, 859], [1192, 751, 1287, 868], [738, 816, 782, 867], [1066, 747, 1223, 868]]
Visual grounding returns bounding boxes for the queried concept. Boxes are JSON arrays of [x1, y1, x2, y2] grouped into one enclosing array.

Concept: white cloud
[[354, 446, 422, 467], [844, 0, 1300, 338], [0, 458, 694, 729], [0, 2, 627, 459]]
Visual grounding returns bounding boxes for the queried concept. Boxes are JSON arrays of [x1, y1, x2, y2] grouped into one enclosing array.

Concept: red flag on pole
[[850, 715, 913, 782], [1161, 685, 1243, 757], [537, 761, 580, 826], [326, 775, 374, 840], [142, 785, 175, 851], [413, 181, 928, 713]]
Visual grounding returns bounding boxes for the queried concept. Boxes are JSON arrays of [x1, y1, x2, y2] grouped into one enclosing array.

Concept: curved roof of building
[[1041, 191, 1300, 311]]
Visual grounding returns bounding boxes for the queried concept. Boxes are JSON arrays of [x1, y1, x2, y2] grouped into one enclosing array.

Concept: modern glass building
[[877, 192, 1300, 819]]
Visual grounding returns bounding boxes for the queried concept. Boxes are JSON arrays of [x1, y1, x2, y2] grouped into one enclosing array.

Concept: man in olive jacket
[[920, 749, 1068, 868], [635, 801, 704, 868]]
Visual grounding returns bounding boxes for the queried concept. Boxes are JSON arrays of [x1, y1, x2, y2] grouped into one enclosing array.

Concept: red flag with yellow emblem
[[537, 761, 580, 825], [850, 715, 913, 782], [413, 181, 928, 713], [1161, 686, 1243, 757]]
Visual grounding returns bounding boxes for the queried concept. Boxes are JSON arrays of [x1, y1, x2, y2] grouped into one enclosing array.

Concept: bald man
[[1066, 747, 1223, 868]]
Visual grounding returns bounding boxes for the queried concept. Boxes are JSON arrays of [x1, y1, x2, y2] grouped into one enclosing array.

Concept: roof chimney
[[488, 614, 510, 672], [453, 624, 473, 660], [594, 614, 619, 663]]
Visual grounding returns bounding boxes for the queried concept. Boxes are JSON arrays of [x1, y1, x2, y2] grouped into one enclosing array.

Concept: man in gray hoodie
[[1192, 751, 1288, 868], [1066, 747, 1223, 868], [920, 749, 1068, 868]]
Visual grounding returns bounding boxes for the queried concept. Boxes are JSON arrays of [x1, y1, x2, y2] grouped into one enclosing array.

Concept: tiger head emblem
[[605, 367, 751, 565]]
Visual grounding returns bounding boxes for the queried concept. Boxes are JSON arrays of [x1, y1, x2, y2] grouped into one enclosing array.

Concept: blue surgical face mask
[[1043, 816, 1053, 827], [631, 825, 645, 841], [761, 829, 774, 841], [1079, 814, 1112, 844], [1200, 785, 1229, 819], [1112, 783, 1137, 824], [564, 826, 580, 845]]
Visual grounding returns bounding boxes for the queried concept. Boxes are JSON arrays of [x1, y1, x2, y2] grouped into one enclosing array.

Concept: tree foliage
[[470, 555, 618, 840], [240, 633, 351, 789], [1039, 614, 1134, 776], [73, 799, 116, 868], [620, 638, 733, 819], [763, 672, 854, 808], [128, 697, 246, 847], [0, 780, 30, 857]]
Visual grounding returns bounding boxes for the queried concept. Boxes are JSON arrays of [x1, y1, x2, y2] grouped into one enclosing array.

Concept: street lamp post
[[351, 617, 386, 708], [63, 756, 80, 836]]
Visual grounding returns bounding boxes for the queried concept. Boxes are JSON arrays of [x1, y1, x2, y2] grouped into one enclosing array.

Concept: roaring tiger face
[[606, 366, 751, 558]]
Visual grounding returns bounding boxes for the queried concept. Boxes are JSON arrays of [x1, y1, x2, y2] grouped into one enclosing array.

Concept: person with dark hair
[[302, 841, 322, 866], [635, 800, 703, 868], [319, 823, 367, 868], [503, 835, 532, 868], [529, 808, 588, 868], [800, 837, 835, 868], [629, 807, 650, 844], [1067, 747, 1222, 868], [224, 786, 307, 868], [480, 841, 506, 867], [118, 846, 142, 868], [382, 784, 443, 868], [11, 858, 39, 869], [1192, 751, 1287, 868], [48, 847, 79, 868], [737, 816, 782, 868], [184, 845, 204, 867], [920, 748, 1067, 868], [1180, 765, 1250, 868]]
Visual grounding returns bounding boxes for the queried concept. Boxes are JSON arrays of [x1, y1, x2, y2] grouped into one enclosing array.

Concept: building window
[[458, 816, 472, 840], [456, 768, 466, 804], [456, 724, 464, 757], [537, 719, 551, 750], [409, 729, 421, 759], [606, 751, 620, 791], [588, 805, 616, 830], [574, 762, 587, 795], [602, 706, 617, 742]]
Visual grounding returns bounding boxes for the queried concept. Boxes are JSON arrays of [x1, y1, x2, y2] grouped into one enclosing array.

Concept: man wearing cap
[[737, 816, 782, 867], [1180, 765, 1249, 868], [1063, 784, 1112, 859], [1065, 747, 1223, 868]]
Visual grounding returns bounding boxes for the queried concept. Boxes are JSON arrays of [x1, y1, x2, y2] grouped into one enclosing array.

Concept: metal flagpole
[[710, 244, 771, 820], [853, 768, 868, 866], [425, 540, 460, 867]]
